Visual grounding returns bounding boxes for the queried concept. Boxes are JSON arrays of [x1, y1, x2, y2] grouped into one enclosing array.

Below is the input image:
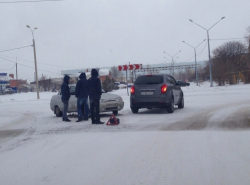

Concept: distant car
[[127, 83, 133, 88], [50, 84, 124, 117], [3, 88, 13, 94], [177, 80, 190, 86], [113, 85, 119, 90], [130, 74, 184, 113]]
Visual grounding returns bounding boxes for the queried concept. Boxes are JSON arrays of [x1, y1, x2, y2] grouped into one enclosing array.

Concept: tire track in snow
[[160, 100, 250, 131]]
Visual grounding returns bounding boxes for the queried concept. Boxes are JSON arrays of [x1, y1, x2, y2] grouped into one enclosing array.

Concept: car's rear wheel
[[131, 107, 139, 114], [55, 106, 62, 117], [113, 110, 118, 115], [167, 98, 174, 113], [178, 95, 184, 109]]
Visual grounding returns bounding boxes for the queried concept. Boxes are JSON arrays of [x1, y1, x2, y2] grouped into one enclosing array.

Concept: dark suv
[[130, 74, 184, 113]]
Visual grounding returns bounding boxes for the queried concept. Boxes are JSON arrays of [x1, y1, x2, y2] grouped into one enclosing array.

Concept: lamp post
[[163, 50, 181, 76], [164, 57, 172, 74], [182, 39, 206, 85], [26, 25, 39, 99], [172, 57, 179, 76], [189, 17, 225, 87]]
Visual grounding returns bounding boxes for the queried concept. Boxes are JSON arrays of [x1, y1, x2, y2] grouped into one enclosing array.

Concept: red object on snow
[[106, 114, 119, 126]]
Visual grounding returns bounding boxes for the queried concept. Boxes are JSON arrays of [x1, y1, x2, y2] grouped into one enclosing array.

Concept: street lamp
[[163, 50, 181, 76], [182, 39, 206, 85], [26, 25, 39, 99], [189, 17, 225, 87], [163, 57, 171, 63]]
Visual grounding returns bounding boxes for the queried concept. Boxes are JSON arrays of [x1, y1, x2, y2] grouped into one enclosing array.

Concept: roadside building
[[99, 69, 111, 83]]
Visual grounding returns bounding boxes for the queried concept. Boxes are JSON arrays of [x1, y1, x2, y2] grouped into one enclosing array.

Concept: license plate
[[141, 91, 154, 95], [107, 103, 117, 107]]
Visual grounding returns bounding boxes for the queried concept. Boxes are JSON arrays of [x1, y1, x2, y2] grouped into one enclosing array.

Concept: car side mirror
[[176, 82, 181, 86]]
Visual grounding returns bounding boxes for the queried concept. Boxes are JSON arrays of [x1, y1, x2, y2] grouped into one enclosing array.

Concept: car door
[[169, 76, 181, 104], [56, 91, 64, 111], [167, 76, 177, 104], [68, 86, 77, 112]]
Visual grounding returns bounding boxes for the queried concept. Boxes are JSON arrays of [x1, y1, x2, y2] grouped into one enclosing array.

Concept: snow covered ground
[[0, 82, 250, 185]]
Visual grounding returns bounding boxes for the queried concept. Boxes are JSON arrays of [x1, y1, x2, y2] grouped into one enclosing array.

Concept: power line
[[0, 64, 16, 71], [0, 56, 59, 74], [0, 63, 14, 68], [210, 37, 245, 41], [0, 0, 64, 3], [0, 45, 32, 52], [179, 41, 207, 63], [197, 41, 208, 56], [180, 55, 195, 63], [9, 64, 16, 74], [0, 54, 84, 68]]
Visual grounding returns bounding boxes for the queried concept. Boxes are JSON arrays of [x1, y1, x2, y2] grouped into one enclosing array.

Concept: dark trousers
[[77, 98, 89, 119], [90, 98, 100, 122], [61, 100, 69, 120]]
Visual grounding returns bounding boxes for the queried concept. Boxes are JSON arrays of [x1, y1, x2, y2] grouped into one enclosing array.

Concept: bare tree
[[110, 66, 123, 81], [211, 41, 248, 85], [245, 26, 250, 83], [102, 76, 116, 92], [245, 26, 250, 48], [39, 76, 52, 91]]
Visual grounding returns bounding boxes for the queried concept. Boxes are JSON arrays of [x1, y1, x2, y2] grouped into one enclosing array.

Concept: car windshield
[[135, 76, 163, 85]]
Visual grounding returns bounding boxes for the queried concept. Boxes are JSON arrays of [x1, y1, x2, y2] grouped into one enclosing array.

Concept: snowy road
[[0, 82, 250, 185]]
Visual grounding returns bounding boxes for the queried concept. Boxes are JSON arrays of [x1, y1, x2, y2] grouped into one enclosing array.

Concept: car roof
[[138, 74, 173, 77]]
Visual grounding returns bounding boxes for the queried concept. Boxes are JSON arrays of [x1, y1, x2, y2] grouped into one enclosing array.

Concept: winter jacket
[[88, 69, 102, 100], [61, 75, 71, 100], [75, 73, 88, 98]]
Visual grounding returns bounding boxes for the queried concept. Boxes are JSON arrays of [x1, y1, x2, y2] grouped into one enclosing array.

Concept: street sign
[[118, 64, 142, 71]]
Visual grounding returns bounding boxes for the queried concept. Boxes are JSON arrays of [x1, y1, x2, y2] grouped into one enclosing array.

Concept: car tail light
[[161, 84, 167, 93], [131, 85, 135, 94]]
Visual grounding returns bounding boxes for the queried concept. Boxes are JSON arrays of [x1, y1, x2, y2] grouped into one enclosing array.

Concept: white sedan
[[50, 84, 124, 117]]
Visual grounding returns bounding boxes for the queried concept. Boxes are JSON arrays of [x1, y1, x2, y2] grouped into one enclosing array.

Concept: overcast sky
[[0, 0, 249, 81]]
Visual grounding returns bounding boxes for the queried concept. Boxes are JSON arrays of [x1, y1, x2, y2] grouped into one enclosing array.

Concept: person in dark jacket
[[75, 72, 89, 122], [61, 75, 71, 122], [88, 69, 104, 124]]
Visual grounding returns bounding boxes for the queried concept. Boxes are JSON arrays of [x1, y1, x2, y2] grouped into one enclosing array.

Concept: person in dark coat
[[88, 69, 104, 124], [75, 72, 89, 122], [61, 75, 71, 122]]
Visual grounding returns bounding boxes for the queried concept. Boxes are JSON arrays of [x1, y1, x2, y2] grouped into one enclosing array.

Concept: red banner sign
[[118, 64, 142, 71]]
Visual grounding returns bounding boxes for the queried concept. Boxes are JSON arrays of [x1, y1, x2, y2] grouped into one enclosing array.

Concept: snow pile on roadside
[[0, 92, 57, 103]]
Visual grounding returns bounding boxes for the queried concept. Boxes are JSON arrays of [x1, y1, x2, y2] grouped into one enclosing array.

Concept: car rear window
[[135, 76, 163, 85], [70, 86, 75, 93]]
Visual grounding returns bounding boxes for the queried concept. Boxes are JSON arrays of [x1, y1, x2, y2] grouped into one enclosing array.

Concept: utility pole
[[189, 17, 225, 87], [16, 57, 18, 92], [27, 25, 40, 99], [33, 38, 39, 99], [163, 50, 181, 76], [182, 39, 206, 86], [16, 57, 18, 80]]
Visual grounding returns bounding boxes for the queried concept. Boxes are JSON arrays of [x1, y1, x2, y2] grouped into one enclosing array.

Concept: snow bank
[[1, 82, 250, 185]]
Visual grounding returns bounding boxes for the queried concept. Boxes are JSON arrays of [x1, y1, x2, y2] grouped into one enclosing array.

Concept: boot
[[64, 118, 71, 122], [76, 118, 82, 122], [96, 121, 105, 124]]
